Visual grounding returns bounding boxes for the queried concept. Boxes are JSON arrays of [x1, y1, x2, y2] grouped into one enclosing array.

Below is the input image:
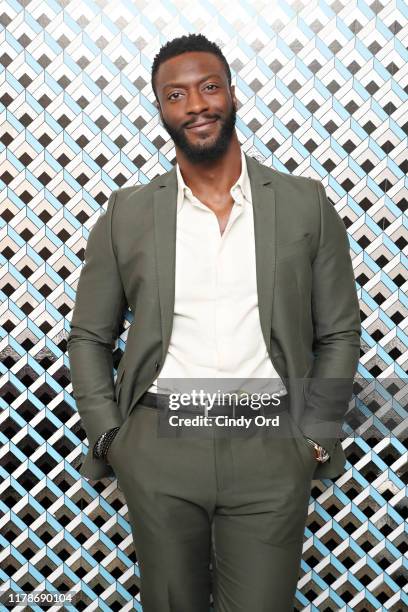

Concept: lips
[[186, 118, 218, 130]]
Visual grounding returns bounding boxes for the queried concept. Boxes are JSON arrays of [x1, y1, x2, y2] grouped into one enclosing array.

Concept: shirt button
[[154, 361, 160, 371]]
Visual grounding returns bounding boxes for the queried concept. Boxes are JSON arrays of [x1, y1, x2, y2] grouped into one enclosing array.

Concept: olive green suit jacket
[[67, 153, 361, 481]]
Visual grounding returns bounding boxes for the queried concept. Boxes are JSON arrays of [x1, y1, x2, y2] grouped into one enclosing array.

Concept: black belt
[[138, 391, 289, 418]]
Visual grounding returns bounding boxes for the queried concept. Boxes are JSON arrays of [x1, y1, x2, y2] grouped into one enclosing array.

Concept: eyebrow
[[161, 73, 222, 91]]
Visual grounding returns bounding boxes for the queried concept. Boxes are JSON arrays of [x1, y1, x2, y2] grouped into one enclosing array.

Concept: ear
[[230, 84, 238, 110], [154, 99, 163, 121], [153, 100, 163, 124]]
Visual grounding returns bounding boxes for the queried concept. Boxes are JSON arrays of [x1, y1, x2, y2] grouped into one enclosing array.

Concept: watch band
[[93, 427, 120, 460], [303, 436, 330, 463]]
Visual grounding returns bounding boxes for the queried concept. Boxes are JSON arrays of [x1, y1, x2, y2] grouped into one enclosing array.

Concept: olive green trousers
[[108, 402, 317, 612]]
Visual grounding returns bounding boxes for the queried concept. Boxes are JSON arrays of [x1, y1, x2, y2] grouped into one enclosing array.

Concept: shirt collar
[[175, 148, 251, 213]]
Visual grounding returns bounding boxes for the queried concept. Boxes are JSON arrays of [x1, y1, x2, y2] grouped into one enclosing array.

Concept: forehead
[[155, 51, 226, 89]]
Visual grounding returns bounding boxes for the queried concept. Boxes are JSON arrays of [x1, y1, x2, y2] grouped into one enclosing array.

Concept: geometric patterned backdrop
[[1, 0, 407, 610]]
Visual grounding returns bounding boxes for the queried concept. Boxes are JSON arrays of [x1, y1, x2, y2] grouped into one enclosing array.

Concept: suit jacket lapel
[[245, 154, 277, 352], [152, 153, 277, 363], [153, 167, 178, 360]]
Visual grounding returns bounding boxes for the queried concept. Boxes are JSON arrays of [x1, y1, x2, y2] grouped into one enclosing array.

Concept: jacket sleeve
[[300, 180, 361, 454], [67, 191, 127, 457]]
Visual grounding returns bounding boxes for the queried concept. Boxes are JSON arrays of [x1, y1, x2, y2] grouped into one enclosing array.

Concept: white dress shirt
[[149, 148, 287, 397]]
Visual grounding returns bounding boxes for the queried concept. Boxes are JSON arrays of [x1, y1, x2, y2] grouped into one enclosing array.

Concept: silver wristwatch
[[303, 437, 330, 463]]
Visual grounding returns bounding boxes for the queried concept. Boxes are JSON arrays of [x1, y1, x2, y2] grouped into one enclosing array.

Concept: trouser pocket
[[106, 416, 130, 465], [287, 413, 318, 480]]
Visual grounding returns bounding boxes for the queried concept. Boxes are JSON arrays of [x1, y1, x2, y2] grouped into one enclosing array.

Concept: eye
[[167, 84, 219, 100]]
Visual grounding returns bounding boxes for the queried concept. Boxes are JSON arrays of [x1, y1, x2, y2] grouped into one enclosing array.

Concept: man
[[67, 33, 361, 612]]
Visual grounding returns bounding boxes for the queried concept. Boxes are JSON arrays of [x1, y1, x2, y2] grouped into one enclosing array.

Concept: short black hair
[[151, 33, 232, 100]]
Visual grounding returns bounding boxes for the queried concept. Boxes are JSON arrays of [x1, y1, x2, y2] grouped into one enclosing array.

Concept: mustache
[[183, 115, 220, 128]]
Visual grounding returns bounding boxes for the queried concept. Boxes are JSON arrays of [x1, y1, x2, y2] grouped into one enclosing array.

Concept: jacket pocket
[[276, 233, 311, 261]]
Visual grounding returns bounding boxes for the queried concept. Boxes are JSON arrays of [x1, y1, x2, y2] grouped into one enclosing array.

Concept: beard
[[161, 104, 237, 164]]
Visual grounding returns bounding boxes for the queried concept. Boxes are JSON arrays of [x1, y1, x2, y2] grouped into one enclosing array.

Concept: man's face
[[154, 51, 237, 163]]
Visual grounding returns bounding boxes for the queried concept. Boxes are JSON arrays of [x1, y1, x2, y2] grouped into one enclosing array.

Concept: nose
[[185, 88, 209, 116]]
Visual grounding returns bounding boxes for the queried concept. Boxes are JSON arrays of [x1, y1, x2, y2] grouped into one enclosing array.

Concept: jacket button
[[154, 361, 160, 371]]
